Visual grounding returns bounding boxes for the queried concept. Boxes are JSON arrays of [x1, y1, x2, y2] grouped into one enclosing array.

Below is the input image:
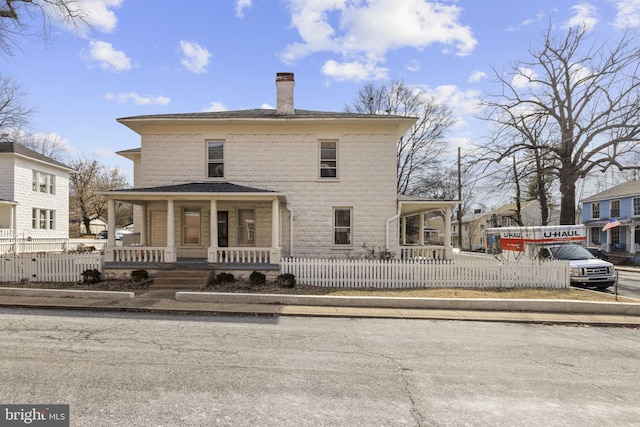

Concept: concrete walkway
[[1, 286, 639, 327]]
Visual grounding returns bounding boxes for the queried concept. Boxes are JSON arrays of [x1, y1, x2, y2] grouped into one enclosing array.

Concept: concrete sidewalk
[[1, 287, 639, 326]]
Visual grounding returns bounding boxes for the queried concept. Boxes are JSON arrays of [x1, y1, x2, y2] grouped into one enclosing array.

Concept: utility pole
[[457, 147, 463, 250]]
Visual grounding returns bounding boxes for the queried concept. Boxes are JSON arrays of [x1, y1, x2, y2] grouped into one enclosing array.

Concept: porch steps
[[152, 270, 212, 289]]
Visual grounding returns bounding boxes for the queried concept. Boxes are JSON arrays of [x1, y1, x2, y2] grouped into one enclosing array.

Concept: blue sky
[[4, 0, 639, 205]]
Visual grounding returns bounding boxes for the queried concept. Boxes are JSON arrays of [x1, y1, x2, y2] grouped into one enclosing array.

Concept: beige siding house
[[103, 73, 457, 269]]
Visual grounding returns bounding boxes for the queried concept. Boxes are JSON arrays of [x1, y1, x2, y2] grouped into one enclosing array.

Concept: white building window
[[633, 197, 640, 216], [591, 202, 600, 220], [32, 208, 55, 230], [320, 140, 337, 178], [610, 200, 620, 218], [207, 141, 224, 178], [333, 207, 352, 246], [32, 171, 55, 194], [237, 209, 255, 246]]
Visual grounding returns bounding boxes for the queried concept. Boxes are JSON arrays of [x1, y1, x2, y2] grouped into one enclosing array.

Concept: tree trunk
[[558, 169, 577, 225]]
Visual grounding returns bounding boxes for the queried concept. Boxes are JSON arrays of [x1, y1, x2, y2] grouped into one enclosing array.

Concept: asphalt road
[[609, 270, 640, 299], [1, 309, 639, 426]]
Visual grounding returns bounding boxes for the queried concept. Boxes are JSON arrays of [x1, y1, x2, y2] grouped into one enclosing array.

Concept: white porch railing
[[0, 229, 14, 239], [400, 245, 448, 260], [215, 247, 274, 264], [280, 257, 570, 289], [0, 238, 69, 254], [112, 247, 166, 263]]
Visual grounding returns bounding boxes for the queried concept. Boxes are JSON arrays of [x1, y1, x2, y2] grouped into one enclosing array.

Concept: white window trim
[[32, 170, 56, 195], [591, 202, 600, 220], [32, 208, 55, 230], [333, 207, 352, 247], [319, 140, 338, 180], [206, 140, 225, 179], [610, 199, 620, 218], [633, 197, 640, 217]]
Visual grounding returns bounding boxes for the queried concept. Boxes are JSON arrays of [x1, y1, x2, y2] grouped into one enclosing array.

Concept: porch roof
[[398, 195, 460, 217], [102, 182, 286, 201]]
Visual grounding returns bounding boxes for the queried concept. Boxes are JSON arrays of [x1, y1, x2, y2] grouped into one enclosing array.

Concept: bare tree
[[476, 24, 640, 224], [345, 79, 455, 195], [69, 158, 129, 236], [0, 75, 32, 133], [0, 0, 87, 55]]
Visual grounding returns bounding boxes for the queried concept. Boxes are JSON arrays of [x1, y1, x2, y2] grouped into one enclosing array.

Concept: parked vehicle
[[485, 225, 617, 289], [96, 230, 108, 239], [585, 247, 609, 261]]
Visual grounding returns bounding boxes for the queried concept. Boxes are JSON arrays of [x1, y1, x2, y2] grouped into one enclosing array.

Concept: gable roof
[[0, 141, 74, 171], [581, 181, 640, 203]]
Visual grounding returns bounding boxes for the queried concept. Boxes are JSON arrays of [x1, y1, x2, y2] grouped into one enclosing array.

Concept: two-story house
[[0, 142, 74, 251], [102, 73, 458, 272], [581, 180, 640, 265]]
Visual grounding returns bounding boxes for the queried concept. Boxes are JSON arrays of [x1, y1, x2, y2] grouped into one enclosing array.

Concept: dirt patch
[[0, 279, 633, 302]]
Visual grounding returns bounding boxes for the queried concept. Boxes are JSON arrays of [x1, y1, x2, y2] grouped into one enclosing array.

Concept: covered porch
[[101, 182, 287, 268], [395, 196, 458, 260]]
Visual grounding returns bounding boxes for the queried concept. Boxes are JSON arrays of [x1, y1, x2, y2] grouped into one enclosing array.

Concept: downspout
[[284, 203, 294, 257], [386, 202, 402, 251]]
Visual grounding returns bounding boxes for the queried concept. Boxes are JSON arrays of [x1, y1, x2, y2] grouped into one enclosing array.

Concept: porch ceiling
[[399, 197, 460, 217]]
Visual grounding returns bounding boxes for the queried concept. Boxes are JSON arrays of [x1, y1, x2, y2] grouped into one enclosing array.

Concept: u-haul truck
[[485, 225, 617, 289]]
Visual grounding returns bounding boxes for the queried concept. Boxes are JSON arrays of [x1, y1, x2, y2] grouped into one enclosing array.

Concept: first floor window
[[589, 227, 601, 245], [334, 208, 352, 246], [32, 208, 55, 230], [237, 209, 255, 246], [207, 140, 224, 178], [591, 202, 600, 220], [611, 227, 620, 246], [183, 208, 201, 245]]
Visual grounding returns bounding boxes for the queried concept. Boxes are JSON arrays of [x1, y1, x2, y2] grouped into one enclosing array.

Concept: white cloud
[[322, 59, 388, 81], [406, 60, 420, 72], [281, 0, 477, 81], [202, 101, 228, 112], [468, 70, 487, 83], [93, 147, 115, 159], [511, 67, 536, 89], [614, 0, 640, 29], [179, 40, 212, 74], [236, 0, 252, 18], [105, 92, 171, 106], [80, 0, 123, 33], [564, 3, 598, 30], [85, 40, 131, 72], [261, 103, 275, 109]]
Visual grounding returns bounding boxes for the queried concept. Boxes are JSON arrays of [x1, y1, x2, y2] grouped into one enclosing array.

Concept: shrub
[[249, 271, 266, 286], [81, 269, 102, 284], [130, 269, 149, 283], [215, 272, 235, 284], [276, 273, 296, 288]]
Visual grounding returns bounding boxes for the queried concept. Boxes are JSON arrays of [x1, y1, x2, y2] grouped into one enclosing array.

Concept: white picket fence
[[0, 253, 104, 283], [280, 258, 570, 289]]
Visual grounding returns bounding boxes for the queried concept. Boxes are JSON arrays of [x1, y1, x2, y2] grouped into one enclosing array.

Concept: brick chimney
[[276, 72, 294, 115]]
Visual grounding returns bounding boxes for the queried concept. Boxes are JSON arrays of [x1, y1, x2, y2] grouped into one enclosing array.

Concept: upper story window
[[610, 200, 620, 218], [333, 207, 352, 246], [207, 141, 224, 178], [634, 197, 640, 216], [32, 171, 55, 194], [320, 140, 337, 178], [591, 202, 600, 220]]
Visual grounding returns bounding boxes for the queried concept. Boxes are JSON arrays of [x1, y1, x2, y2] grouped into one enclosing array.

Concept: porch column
[[401, 217, 407, 245], [444, 207, 453, 258], [419, 212, 425, 246], [139, 204, 147, 246], [105, 199, 116, 262], [12, 204, 17, 254], [270, 199, 281, 262], [630, 225, 636, 254], [165, 199, 176, 262], [208, 199, 218, 263]]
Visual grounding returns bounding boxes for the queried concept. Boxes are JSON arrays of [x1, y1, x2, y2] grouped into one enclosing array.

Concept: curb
[[0, 287, 134, 300], [175, 292, 640, 316]]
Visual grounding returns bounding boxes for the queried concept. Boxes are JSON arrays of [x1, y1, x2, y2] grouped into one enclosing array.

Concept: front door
[[218, 211, 228, 247]]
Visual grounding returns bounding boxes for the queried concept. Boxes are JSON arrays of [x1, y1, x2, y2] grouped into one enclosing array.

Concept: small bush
[[81, 269, 102, 284], [215, 272, 235, 284], [249, 271, 266, 286], [130, 269, 149, 283], [276, 273, 296, 288]]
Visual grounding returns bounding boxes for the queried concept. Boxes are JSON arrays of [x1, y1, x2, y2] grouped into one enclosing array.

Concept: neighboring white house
[[102, 73, 458, 268], [0, 142, 74, 242]]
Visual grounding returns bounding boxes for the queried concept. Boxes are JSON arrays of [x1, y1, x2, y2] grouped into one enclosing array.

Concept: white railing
[[400, 246, 447, 260], [0, 237, 70, 254], [0, 229, 14, 239], [216, 247, 273, 264], [112, 247, 165, 263], [280, 258, 570, 289], [0, 253, 103, 283]]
